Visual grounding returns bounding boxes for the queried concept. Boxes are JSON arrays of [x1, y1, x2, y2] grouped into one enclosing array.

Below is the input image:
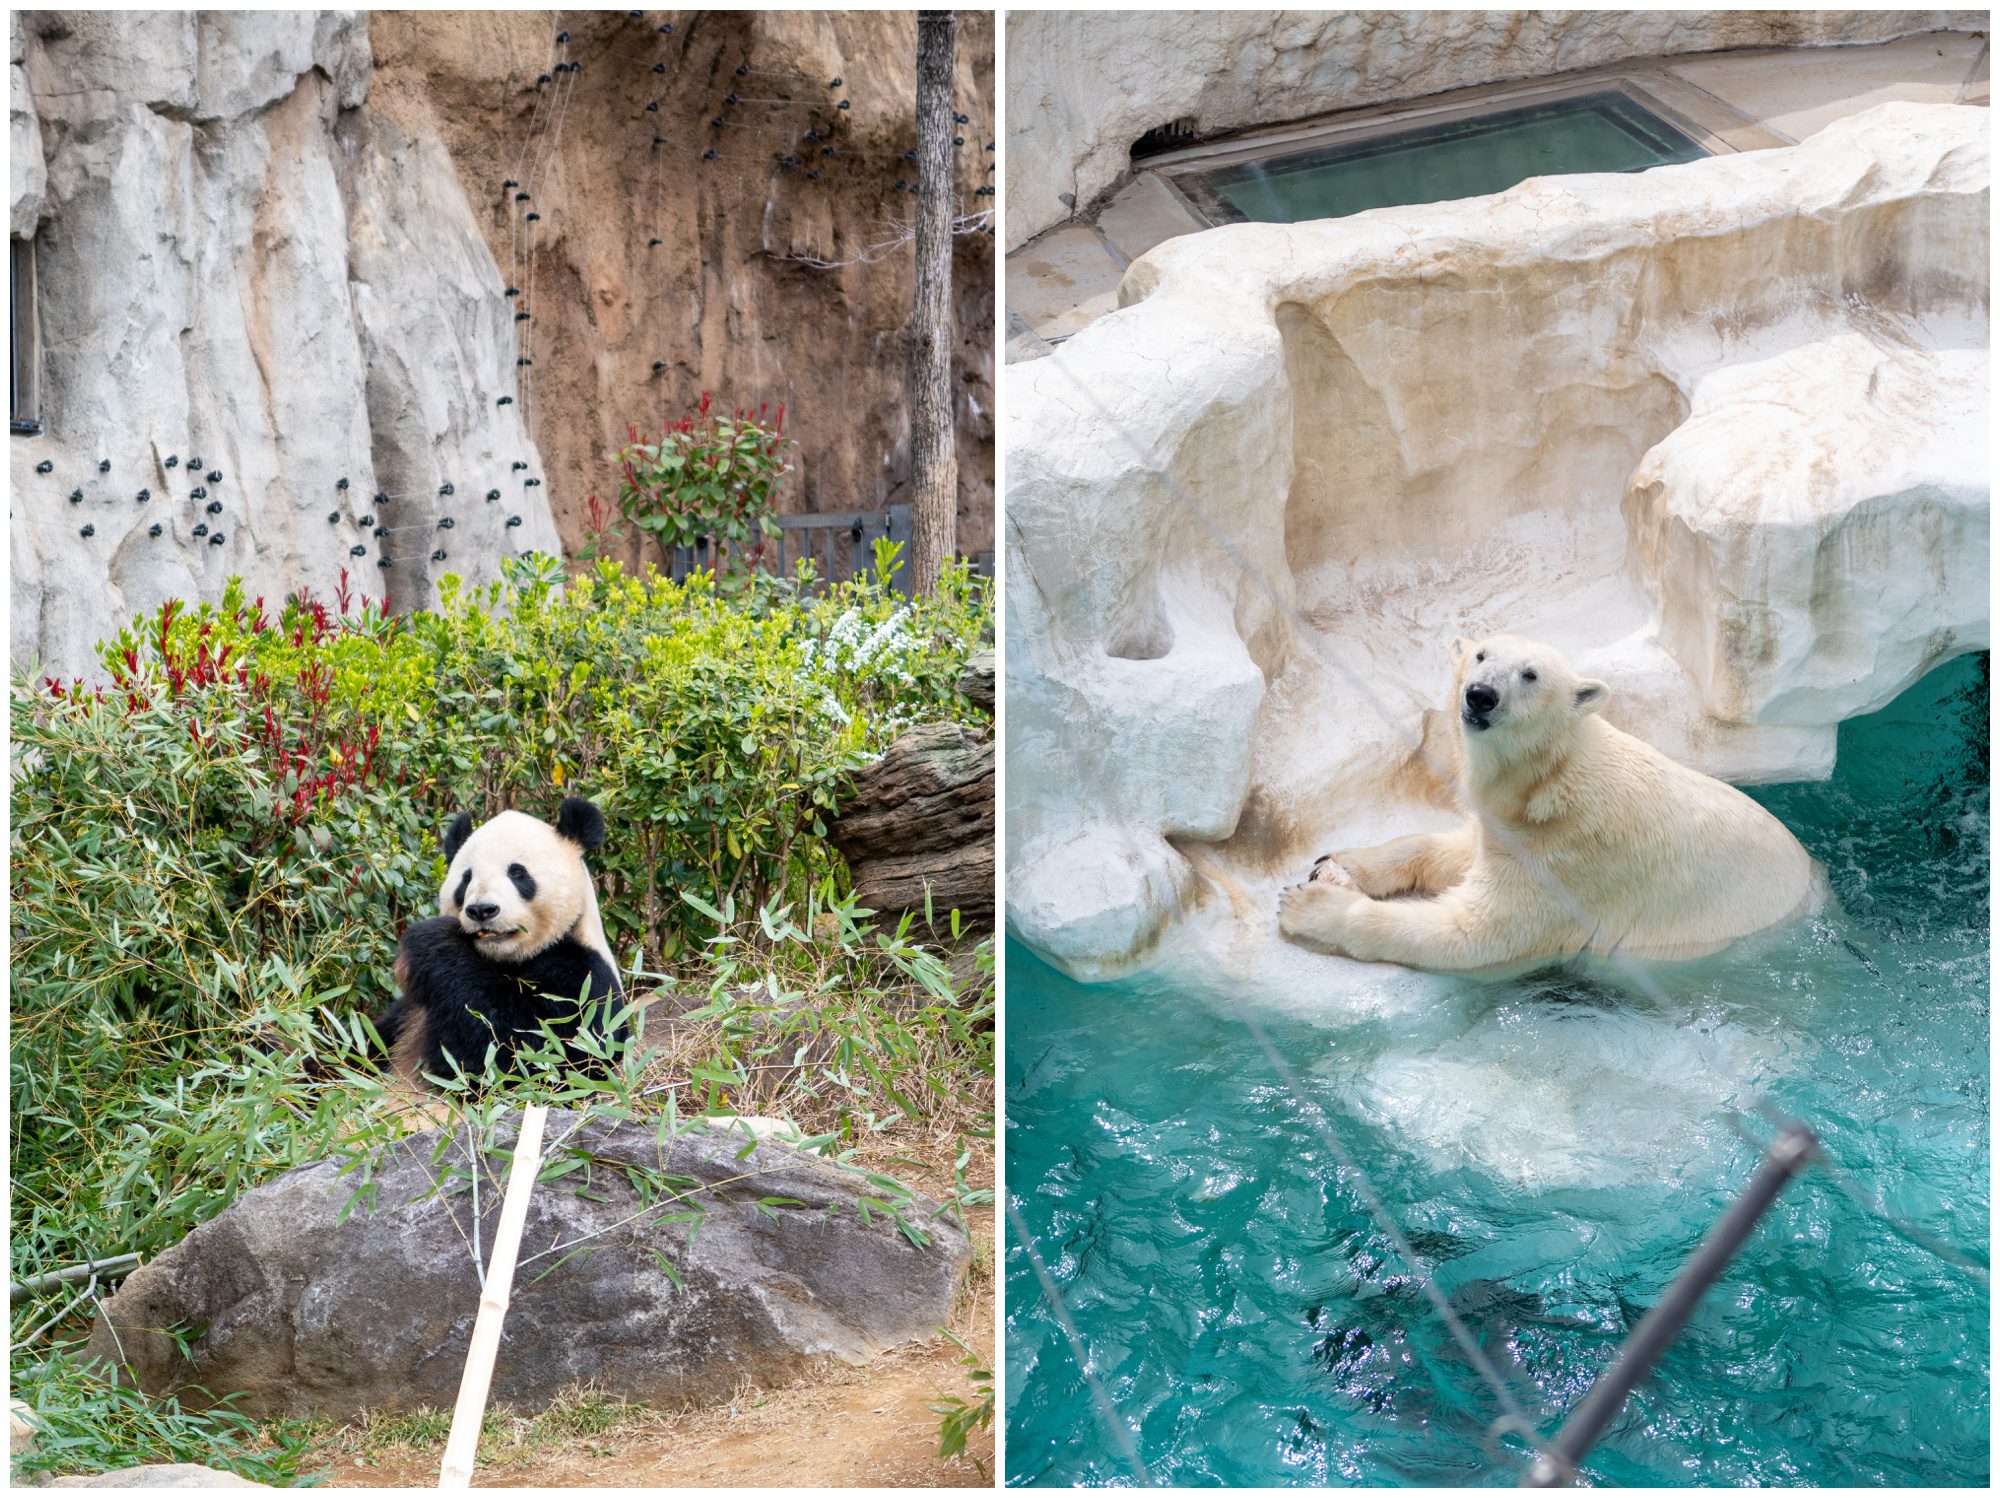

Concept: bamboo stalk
[[9, 1254, 141, 1304], [437, 1104, 548, 1490]]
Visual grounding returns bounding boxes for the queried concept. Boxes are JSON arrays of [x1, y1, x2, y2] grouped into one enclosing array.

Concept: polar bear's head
[[1447, 634, 1608, 746]]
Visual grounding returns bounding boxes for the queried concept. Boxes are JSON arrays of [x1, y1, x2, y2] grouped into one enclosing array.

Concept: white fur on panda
[[441, 810, 615, 970]]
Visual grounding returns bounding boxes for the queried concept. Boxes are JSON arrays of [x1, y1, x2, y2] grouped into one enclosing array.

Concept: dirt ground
[[322, 1156, 993, 1489]]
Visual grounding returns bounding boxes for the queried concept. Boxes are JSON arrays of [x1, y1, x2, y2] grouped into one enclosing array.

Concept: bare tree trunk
[[909, 10, 958, 596]]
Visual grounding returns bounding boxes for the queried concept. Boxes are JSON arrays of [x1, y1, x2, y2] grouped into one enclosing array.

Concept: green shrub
[[10, 550, 991, 1287]]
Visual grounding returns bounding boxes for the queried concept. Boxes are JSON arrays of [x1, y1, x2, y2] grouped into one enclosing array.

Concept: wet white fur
[[1280, 633, 1820, 971], [441, 810, 614, 967]]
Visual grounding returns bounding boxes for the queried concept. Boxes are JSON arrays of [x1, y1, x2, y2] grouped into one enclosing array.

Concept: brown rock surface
[[831, 720, 994, 933], [366, 10, 996, 567]]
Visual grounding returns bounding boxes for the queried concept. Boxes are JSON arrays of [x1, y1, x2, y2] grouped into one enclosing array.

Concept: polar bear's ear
[[1449, 635, 1473, 665], [1573, 679, 1610, 716]]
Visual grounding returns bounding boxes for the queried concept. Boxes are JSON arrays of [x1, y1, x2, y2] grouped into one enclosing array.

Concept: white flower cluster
[[800, 608, 921, 686]]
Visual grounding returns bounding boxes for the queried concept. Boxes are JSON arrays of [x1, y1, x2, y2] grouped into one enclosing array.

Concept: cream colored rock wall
[[1004, 103, 1989, 981], [9, 10, 558, 680], [1006, 8, 1987, 249]]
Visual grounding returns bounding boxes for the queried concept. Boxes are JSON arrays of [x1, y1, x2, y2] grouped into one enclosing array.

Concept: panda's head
[[437, 797, 607, 964]]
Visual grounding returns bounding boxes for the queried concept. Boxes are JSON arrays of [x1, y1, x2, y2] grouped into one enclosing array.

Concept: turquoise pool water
[[1176, 91, 1708, 226], [1005, 652, 1989, 1486]]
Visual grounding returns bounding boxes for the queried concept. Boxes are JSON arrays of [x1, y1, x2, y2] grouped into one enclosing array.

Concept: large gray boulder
[[85, 1113, 969, 1421]]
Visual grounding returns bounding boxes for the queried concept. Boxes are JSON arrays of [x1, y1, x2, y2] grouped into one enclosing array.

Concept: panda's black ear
[[555, 796, 606, 852], [442, 812, 474, 863]]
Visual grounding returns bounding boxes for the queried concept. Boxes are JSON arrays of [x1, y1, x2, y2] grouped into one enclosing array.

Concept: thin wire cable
[[1005, 1200, 1155, 1487]]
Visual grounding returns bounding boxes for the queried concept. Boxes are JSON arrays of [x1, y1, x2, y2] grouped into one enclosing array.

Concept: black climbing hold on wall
[[148, 523, 162, 538], [68, 489, 82, 504], [652, 136, 669, 147], [350, 544, 366, 557], [954, 136, 965, 146], [710, 117, 726, 127], [328, 512, 341, 523], [724, 92, 738, 105], [651, 360, 667, 372], [526, 212, 541, 222], [807, 170, 821, 180], [336, 476, 349, 490], [837, 100, 850, 110], [652, 63, 666, 74], [735, 64, 748, 76], [375, 492, 390, 504], [437, 518, 455, 529], [209, 532, 225, 546], [703, 149, 718, 160], [34, 459, 52, 473], [497, 395, 514, 406], [503, 178, 518, 188], [431, 549, 447, 562], [486, 489, 501, 501], [648, 237, 663, 246], [193, 523, 208, 537], [518, 357, 533, 366], [187, 455, 203, 469], [555, 29, 569, 43], [512, 461, 528, 472], [205, 500, 222, 515], [904, 150, 917, 161], [378, 557, 393, 568], [190, 486, 206, 499], [658, 23, 672, 33], [829, 77, 843, 87], [516, 311, 531, 322], [439, 483, 455, 496], [360, 516, 375, 527], [165, 455, 179, 468], [538, 73, 553, 85], [955, 112, 969, 125], [506, 516, 523, 528], [515, 191, 531, 202], [137, 488, 151, 502], [98, 459, 111, 472], [524, 478, 542, 487], [646, 101, 660, 112], [207, 471, 222, 484], [80, 524, 95, 537]]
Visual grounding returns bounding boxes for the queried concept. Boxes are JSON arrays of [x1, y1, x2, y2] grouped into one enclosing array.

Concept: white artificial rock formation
[[1004, 102, 1989, 983], [1006, 9, 1987, 249], [8, 11, 558, 679]]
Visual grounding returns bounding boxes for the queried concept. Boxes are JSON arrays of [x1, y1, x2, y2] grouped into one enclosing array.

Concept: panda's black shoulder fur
[[378, 916, 626, 1089]]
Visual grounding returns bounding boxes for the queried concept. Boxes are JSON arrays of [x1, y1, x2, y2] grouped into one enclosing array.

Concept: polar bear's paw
[[1279, 878, 1364, 950], [1308, 853, 1356, 888]]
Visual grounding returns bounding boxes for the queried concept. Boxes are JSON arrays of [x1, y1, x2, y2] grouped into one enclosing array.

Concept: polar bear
[[1278, 634, 1821, 972]]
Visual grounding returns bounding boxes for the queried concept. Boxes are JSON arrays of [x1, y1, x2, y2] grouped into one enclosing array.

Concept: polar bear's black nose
[[466, 902, 500, 923], [1465, 682, 1499, 713]]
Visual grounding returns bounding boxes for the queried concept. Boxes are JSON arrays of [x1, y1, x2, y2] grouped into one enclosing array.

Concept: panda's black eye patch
[[453, 868, 472, 908], [507, 863, 537, 901], [1521, 669, 1538, 683]]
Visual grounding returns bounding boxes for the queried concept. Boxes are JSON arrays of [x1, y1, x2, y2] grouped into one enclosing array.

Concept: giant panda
[[376, 796, 628, 1089]]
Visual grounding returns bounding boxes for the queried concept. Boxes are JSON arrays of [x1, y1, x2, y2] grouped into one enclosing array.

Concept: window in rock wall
[[12, 236, 41, 435]]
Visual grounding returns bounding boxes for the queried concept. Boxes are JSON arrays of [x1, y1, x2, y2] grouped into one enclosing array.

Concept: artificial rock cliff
[[1004, 103, 1989, 982], [10, 9, 995, 678]]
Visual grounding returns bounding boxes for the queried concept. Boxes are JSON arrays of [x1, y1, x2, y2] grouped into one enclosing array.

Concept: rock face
[[9, 11, 560, 679], [1006, 9, 1986, 248], [832, 719, 995, 934], [366, 10, 997, 572], [86, 1112, 970, 1421], [1004, 103, 1989, 980]]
